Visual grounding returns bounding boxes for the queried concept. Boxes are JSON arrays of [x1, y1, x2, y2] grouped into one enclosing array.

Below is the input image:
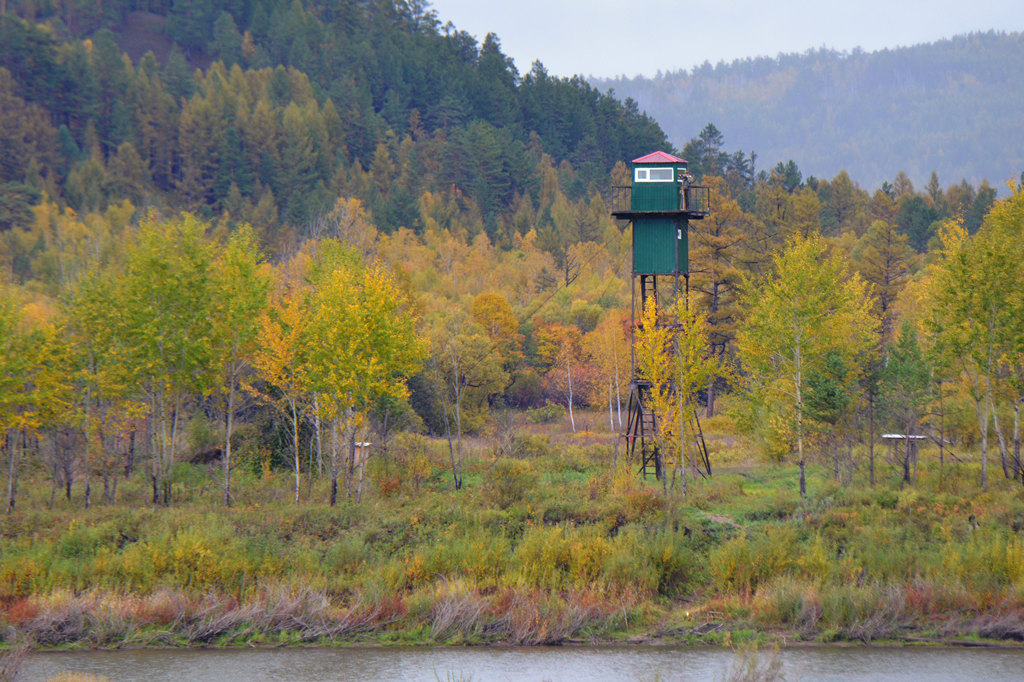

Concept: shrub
[[874, 488, 899, 509], [526, 403, 562, 424], [603, 527, 701, 597], [709, 525, 804, 596], [755, 576, 820, 631], [513, 434, 554, 459], [512, 524, 613, 590], [485, 459, 537, 510]]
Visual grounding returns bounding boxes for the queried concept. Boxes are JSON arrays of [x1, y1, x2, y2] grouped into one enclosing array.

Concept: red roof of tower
[[632, 151, 687, 164]]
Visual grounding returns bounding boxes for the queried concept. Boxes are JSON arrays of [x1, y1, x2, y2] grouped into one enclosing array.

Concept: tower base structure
[[621, 379, 713, 481]]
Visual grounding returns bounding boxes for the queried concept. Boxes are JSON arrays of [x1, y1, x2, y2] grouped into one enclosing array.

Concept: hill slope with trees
[[0, 0, 668, 248], [594, 32, 1024, 191]]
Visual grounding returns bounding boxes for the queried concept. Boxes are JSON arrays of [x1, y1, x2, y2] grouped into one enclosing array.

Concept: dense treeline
[[595, 33, 1024, 191], [0, 1, 667, 251], [0, 114, 1017, 512], [0, 0, 1018, 506]]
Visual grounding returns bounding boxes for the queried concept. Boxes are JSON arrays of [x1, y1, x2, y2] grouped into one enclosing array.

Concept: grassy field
[[2, 410, 1024, 651]]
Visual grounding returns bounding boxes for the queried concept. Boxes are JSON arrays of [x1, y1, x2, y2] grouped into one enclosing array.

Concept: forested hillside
[[0, 0, 667, 251], [594, 32, 1024, 191]]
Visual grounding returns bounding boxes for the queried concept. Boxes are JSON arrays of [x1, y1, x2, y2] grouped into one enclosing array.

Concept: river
[[17, 644, 1024, 681]]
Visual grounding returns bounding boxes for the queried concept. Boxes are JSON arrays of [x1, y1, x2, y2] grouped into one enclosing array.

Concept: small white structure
[[882, 434, 927, 483]]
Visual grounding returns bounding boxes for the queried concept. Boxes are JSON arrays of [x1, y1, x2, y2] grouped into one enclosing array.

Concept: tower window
[[635, 167, 674, 182]]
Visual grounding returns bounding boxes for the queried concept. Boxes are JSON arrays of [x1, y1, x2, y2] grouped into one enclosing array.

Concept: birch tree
[[929, 191, 1024, 489], [634, 298, 730, 495], [210, 224, 269, 506], [306, 246, 423, 504], [430, 312, 505, 490], [737, 234, 877, 496], [114, 213, 219, 505], [251, 261, 312, 505], [536, 322, 584, 432], [584, 309, 629, 431], [1, 284, 49, 512]]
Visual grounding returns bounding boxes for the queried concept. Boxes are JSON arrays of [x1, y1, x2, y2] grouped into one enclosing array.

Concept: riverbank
[[3, 424, 1024, 656]]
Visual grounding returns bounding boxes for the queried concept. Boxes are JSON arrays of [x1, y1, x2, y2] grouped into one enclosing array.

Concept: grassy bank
[[3, 416, 1024, 650]]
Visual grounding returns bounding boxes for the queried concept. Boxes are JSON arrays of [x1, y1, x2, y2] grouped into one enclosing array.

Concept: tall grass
[[4, 433, 1024, 646]]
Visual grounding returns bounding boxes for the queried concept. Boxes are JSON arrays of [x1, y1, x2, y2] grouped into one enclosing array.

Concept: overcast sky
[[428, 0, 1024, 79]]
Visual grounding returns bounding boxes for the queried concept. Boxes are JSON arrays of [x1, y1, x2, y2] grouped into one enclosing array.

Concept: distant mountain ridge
[[592, 32, 1024, 191]]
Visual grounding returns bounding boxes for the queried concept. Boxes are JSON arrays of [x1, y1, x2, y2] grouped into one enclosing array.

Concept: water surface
[[18, 643, 1024, 681]]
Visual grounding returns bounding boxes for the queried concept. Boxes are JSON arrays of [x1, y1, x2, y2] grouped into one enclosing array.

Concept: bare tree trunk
[[1014, 398, 1022, 484], [437, 367, 461, 491], [313, 396, 323, 476], [453, 382, 464, 488], [165, 396, 181, 505], [329, 418, 339, 506], [977, 394, 990, 491], [223, 382, 236, 506], [797, 421, 806, 496], [150, 393, 162, 504], [566, 361, 575, 432], [306, 433, 315, 499], [125, 428, 135, 479], [290, 398, 301, 504], [608, 380, 614, 431], [5, 431, 15, 513], [345, 407, 357, 499], [441, 397, 460, 490], [869, 392, 876, 487], [938, 380, 945, 485], [992, 396, 1010, 479], [356, 445, 366, 503]]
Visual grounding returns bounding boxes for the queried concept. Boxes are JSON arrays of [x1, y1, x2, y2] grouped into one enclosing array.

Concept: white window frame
[[635, 167, 675, 182]]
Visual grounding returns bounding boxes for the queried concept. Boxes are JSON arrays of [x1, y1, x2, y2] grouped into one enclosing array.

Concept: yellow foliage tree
[[306, 245, 424, 504], [1, 283, 58, 512], [634, 297, 730, 495], [251, 260, 313, 505], [737, 234, 877, 496], [584, 309, 629, 431]]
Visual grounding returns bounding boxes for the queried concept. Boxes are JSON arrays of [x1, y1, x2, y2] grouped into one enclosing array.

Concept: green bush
[[485, 459, 538, 510], [709, 525, 807, 596], [526, 403, 562, 424], [513, 434, 554, 459]]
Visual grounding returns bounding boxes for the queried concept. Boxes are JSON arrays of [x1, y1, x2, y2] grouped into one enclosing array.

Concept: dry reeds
[[0, 630, 32, 682]]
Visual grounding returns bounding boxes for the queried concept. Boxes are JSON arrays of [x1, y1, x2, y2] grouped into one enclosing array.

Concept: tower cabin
[[612, 151, 710, 318], [612, 151, 709, 278]]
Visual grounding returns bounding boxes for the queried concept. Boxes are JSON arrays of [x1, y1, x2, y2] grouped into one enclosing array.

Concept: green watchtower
[[616, 150, 708, 275], [612, 151, 711, 480]]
